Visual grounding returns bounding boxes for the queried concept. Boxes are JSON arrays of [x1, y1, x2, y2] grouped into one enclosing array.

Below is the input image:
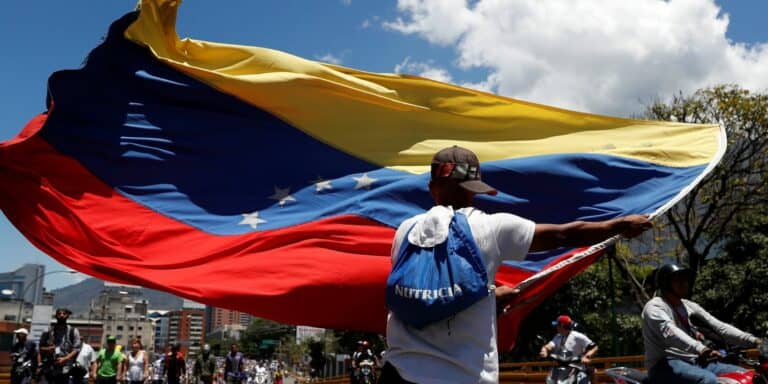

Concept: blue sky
[[1, 0, 767, 290]]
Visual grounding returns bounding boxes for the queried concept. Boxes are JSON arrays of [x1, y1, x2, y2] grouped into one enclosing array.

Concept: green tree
[[692, 211, 768, 337], [240, 317, 294, 358], [643, 85, 768, 287]]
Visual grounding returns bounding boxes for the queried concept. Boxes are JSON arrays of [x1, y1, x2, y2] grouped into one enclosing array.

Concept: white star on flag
[[315, 179, 333, 192], [239, 211, 266, 229], [353, 173, 377, 189], [269, 186, 297, 207]]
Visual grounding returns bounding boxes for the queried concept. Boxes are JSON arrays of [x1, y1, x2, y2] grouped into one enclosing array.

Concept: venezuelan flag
[[0, 0, 723, 349]]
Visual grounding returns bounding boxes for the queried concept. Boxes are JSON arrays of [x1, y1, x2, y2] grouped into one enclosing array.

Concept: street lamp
[[17, 269, 78, 325]]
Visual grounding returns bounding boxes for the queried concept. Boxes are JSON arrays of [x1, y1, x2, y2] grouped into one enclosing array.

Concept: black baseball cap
[[430, 146, 497, 196]]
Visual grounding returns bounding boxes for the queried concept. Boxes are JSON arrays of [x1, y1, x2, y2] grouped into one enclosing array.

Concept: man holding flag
[[381, 146, 652, 384], [0, 0, 724, 361]]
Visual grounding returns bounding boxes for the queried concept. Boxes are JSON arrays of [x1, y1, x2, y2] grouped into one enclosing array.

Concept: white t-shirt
[[383, 205, 535, 384], [547, 331, 594, 357], [76, 343, 97, 379]]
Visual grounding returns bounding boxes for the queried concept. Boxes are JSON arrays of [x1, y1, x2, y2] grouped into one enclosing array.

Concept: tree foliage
[[643, 85, 768, 286], [239, 317, 294, 358], [692, 211, 768, 337]]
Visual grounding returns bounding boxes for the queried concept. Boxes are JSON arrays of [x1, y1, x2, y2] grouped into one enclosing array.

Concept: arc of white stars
[[353, 173, 377, 189], [269, 186, 296, 207], [239, 211, 266, 229]]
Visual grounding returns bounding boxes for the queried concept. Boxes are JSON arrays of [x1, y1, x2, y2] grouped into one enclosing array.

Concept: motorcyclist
[[10, 328, 38, 384], [253, 362, 268, 384], [350, 341, 374, 384], [539, 315, 597, 383], [642, 263, 763, 384]]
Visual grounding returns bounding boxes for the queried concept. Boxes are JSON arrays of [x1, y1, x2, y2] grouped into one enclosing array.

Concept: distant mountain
[[51, 278, 184, 315]]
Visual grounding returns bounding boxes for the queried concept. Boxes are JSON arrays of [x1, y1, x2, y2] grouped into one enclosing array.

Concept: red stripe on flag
[[0, 114, 393, 331]]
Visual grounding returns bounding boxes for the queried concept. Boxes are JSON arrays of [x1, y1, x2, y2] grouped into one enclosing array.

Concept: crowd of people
[[9, 308, 290, 384]]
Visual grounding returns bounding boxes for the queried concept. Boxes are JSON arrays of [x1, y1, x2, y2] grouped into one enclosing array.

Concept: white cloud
[[340, 0, 352, 5], [315, 53, 343, 65], [385, 0, 768, 116], [394, 57, 454, 84], [361, 19, 371, 29], [394, 57, 499, 93]]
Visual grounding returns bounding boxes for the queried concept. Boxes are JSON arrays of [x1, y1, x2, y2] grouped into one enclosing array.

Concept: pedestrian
[[194, 344, 216, 384], [224, 344, 244, 384], [125, 338, 149, 384], [165, 343, 186, 384], [74, 337, 97, 384], [39, 307, 81, 384], [380, 145, 652, 383], [10, 328, 37, 384], [149, 349, 166, 384], [94, 335, 125, 384]]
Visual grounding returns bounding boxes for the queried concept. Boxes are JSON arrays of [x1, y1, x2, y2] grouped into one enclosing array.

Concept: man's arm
[[539, 341, 555, 358], [688, 301, 761, 348], [495, 285, 521, 315], [60, 348, 80, 366], [91, 357, 100, 379], [530, 214, 651, 252], [582, 344, 598, 363]]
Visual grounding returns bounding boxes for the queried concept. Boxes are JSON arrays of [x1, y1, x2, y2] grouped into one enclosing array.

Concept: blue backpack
[[385, 211, 490, 329]]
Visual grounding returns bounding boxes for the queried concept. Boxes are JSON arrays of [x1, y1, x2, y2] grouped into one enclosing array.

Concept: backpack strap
[[395, 221, 419, 261], [451, 211, 489, 288], [68, 325, 77, 349]]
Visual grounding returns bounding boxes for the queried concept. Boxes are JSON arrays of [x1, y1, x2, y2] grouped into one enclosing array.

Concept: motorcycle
[[605, 338, 768, 383], [604, 366, 649, 384], [253, 368, 269, 384], [357, 359, 376, 384], [545, 351, 591, 384]]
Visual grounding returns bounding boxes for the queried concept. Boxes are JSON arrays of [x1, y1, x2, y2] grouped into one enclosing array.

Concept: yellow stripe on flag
[[125, 0, 722, 174]]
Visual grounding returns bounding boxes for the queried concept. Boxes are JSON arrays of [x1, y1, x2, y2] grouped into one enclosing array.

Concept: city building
[[0, 264, 45, 305], [87, 283, 155, 348], [167, 300, 205, 358], [0, 300, 29, 325], [205, 306, 252, 333], [206, 323, 246, 343], [0, 264, 46, 322], [0, 265, 56, 325], [148, 310, 170, 354], [68, 319, 104, 347]]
